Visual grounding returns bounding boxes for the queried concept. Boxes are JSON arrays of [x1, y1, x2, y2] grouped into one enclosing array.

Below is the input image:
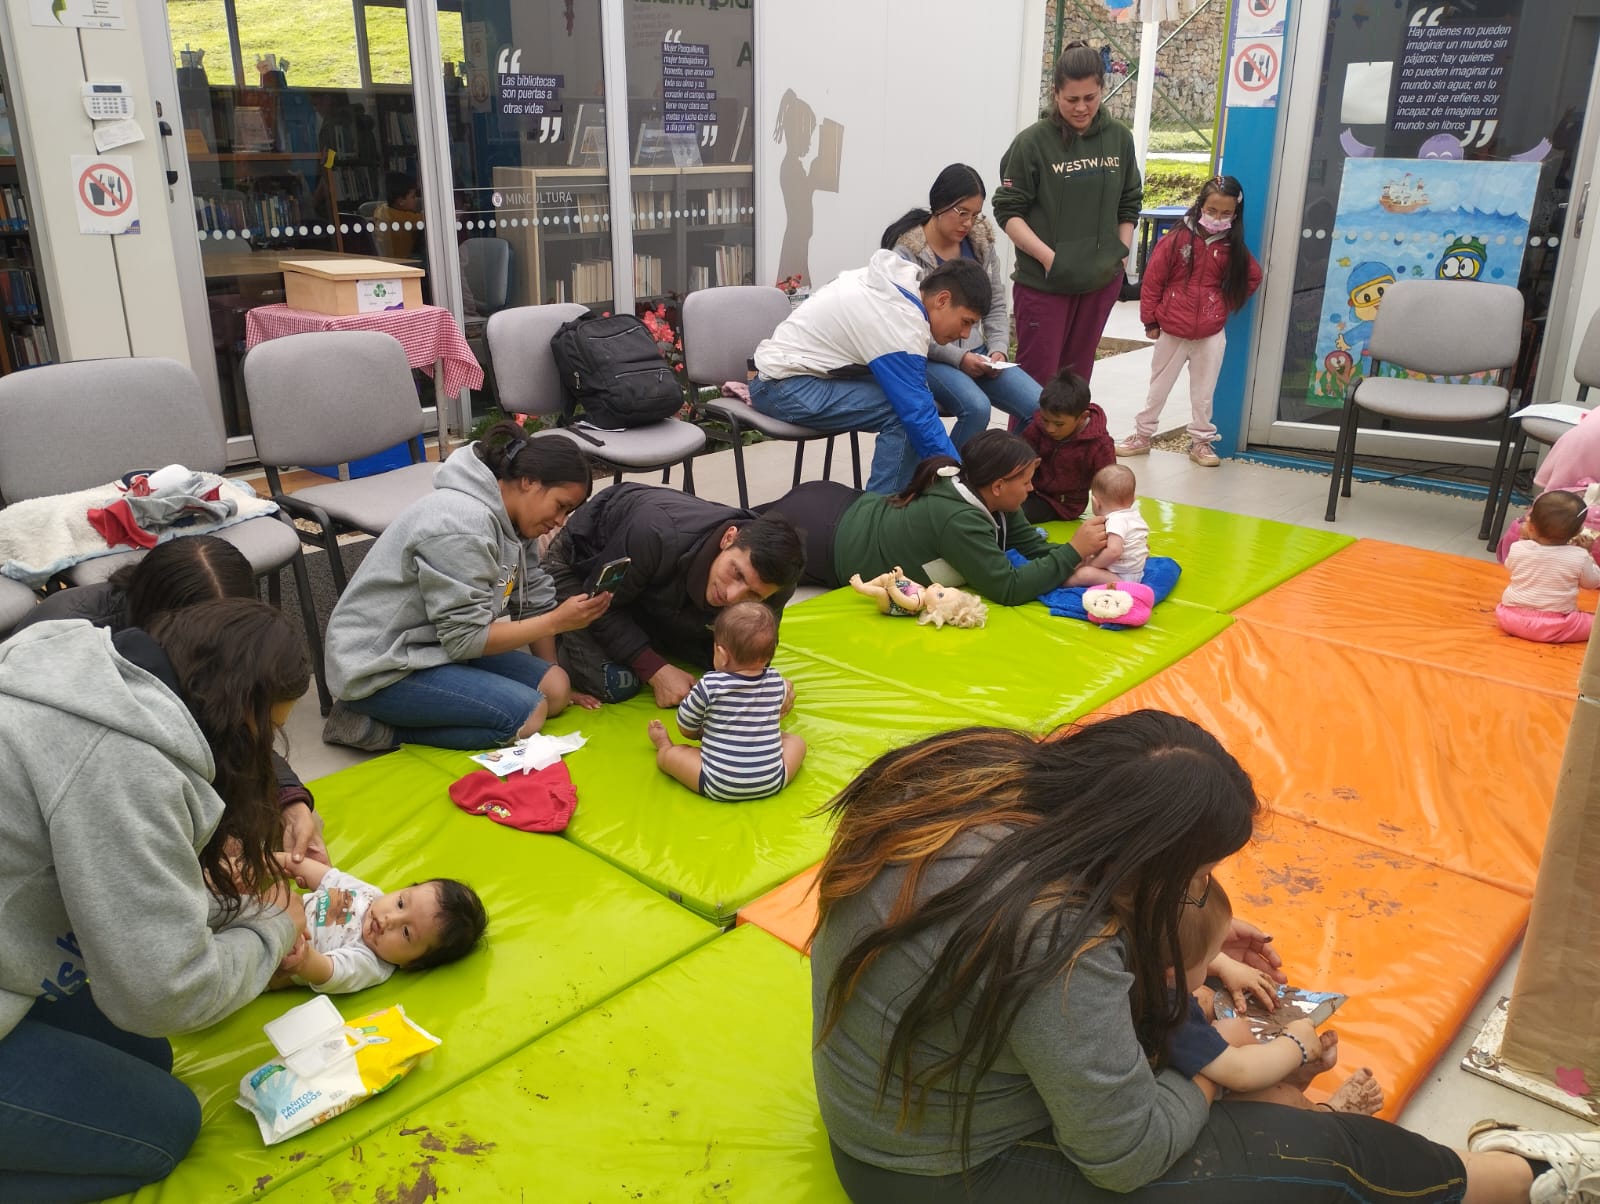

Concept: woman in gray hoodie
[[322, 422, 611, 752], [0, 599, 309, 1201]]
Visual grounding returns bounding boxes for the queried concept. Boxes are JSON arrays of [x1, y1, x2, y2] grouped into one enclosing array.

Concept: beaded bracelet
[[1275, 1029, 1310, 1066]]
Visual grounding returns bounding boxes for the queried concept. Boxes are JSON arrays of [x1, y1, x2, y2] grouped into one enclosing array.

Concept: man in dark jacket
[[545, 484, 806, 706]]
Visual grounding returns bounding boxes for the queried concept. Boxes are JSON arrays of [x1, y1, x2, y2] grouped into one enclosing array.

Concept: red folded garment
[[448, 763, 577, 833]]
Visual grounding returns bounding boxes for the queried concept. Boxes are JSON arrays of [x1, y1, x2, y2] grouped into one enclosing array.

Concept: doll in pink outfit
[[1497, 490, 1600, 644]]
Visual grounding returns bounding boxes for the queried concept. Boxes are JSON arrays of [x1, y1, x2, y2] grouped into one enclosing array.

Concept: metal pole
[[1132, 18, 1159, 177]]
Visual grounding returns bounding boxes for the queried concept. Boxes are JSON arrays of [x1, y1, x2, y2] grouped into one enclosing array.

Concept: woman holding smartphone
[[321, 421, 612, 752]]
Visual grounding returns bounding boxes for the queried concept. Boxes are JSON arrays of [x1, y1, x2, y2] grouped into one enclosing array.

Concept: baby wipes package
[[237, 998, 442, 1145]]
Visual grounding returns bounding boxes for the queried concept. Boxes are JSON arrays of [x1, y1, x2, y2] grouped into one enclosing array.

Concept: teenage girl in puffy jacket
[[1115, 175, 1262, 467]]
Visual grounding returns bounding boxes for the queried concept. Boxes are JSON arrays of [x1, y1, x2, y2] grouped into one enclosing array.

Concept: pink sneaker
[[1115, 435, 1151, 457], [1188, 442, 1221, 467]]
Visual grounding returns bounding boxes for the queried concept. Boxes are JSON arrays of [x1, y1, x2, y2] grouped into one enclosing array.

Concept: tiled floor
[[279, 300, 1583, 1155]]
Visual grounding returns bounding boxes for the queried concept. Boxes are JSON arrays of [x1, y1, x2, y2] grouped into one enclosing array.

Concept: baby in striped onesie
[[1498, 490, 1600, 644], [647, 602, 807, 801]]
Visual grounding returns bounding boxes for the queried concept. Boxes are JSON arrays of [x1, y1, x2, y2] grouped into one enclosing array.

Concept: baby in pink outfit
[[1498, 491, 1600, 644]]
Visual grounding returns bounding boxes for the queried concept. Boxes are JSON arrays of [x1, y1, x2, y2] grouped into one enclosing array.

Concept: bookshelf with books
[[0, 72, 51, 377], [628, 164, 755, 303], [490, 165, 616, 310]]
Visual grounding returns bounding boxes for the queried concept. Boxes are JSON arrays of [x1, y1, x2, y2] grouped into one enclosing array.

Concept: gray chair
[[1483, 308, 1600, 546], [1325, 280, 1524, 523], [0, 577, 38, 637], [0, 356, 329, 708], [462, 237, 512, 315], [486, 303, 706, 489], [685, 285, 861, 509], [243, 330, 439, 595]]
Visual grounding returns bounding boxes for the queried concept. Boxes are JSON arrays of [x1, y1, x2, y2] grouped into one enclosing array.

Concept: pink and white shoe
[[1114, 435, 1151, 457]]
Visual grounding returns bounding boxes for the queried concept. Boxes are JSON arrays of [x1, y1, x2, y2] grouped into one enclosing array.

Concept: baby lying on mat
[[269, 856, 487, 994]]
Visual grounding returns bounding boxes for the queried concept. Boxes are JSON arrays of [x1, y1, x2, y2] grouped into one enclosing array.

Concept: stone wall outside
[[1037, 0, 1226, 139]]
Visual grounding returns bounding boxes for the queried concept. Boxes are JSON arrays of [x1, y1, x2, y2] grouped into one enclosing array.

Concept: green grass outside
[[1143, 159, 1212, 209], [164, 0, 465, 91]]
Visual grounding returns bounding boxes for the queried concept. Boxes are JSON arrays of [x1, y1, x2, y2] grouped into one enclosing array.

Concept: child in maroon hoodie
[[1019, 369, 1116, 523]]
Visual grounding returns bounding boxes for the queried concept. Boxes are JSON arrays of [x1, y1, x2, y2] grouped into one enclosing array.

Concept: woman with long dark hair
[[994, 42, 1143, 388], [812, 713, 1587, 1201], [322, 422, 612, 752], [765, 430, 1105, 606], [13, 535, 327, 863], [882, 164, 1042, 447], [0, 598, 310, 1201]]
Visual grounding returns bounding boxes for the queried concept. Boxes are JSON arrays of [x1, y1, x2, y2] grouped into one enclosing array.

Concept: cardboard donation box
[[281, 258, 425, 316]]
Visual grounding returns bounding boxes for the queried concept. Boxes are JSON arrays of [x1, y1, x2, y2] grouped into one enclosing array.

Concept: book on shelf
[[232, 106, 274, 152], [687, 186, 752, 224], [0, 268, 41, 317], [710, 242, 750, 287], [631, 190, 673, 231], [632, 252, 662, 298], [568, 257, 613, 306], [0, 185, 29, 232], [633, 119, 673, 169], [710, 98, 749, 166], [8, 322, 51, 368]]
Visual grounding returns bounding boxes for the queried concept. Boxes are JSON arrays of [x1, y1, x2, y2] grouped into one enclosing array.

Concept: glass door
[[1247, 0, 1600, 471], [151, 0, 431, 445]]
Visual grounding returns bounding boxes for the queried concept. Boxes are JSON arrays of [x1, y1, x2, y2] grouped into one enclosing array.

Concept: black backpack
[[549, 312, 685, 429]]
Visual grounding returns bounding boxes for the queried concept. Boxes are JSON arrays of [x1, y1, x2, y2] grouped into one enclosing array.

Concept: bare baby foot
[[647, 720, 672, 751], [1285, 1029, 1339, 1088], [1323, 1066, 1384, 1116]]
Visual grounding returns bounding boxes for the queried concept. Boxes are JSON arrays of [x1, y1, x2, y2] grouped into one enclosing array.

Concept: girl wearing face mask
[[1115, 175, 1262, 468]]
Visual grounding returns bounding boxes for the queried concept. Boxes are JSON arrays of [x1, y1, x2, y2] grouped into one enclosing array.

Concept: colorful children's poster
[[1305, 157, 1539, 408]]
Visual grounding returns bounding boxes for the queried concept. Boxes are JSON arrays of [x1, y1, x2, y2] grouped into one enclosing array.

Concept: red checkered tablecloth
[[244, 303, 484, 399]]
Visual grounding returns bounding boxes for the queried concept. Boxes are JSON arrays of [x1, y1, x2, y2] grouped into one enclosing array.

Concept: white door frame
[[1245, 0, 1600, 465]]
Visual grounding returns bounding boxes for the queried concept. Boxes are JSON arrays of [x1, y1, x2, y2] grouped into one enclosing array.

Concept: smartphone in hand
[[586, 556, 631, 594]]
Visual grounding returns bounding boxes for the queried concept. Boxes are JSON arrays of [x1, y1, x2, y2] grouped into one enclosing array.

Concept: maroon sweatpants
[[1013, 273, 1125, 387]]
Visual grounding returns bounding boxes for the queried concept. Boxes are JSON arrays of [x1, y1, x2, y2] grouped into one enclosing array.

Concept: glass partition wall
[[163, 0, 756, 437]]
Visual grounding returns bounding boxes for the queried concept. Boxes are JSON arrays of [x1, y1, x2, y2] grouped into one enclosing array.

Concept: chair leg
[[661, 466, 671, 485], [284, 548, 331, 716], [791, 442, 806, 490], [1340, 401, 1360, 499], [1325, 402, 1359, 521], [729, 422, 752, 510], [849, 431, 863, 489], [1488, 427, 1529, 548], [1479, 410, 1515, 542], [613, 471, 623, 486], [681, 455, 696, 496], [267, 567, 282, 607], [821, 436, 835, 480]]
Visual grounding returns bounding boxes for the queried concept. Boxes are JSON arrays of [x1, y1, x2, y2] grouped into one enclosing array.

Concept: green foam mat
[[399, 652, 985, 925], [1038, 499, 1354, 613], [779, 586, 1233, 731], [272, 925, 845, 1204], [119, 748, 716, 1203]]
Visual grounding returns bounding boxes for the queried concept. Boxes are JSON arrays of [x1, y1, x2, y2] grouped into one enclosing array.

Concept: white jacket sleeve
[[49, 730, 298, 1037]]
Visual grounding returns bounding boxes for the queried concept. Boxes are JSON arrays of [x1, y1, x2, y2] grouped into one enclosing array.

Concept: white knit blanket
[[0, 475, 277, 587]]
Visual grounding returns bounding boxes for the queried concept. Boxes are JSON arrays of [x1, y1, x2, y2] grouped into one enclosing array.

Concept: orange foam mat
[[1099, 623, 1572, 896], [737, 819, 1524, 1119], [1238, 539, 1595, 696], [736, 862, 819, 953], [1221, 813, 1527, 1117]]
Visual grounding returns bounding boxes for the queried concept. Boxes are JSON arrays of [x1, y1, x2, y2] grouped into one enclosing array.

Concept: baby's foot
[[1322, 1066, 1384, 1116], [1285, 1029, 1339, 1088], [647, 720, 672, 751]]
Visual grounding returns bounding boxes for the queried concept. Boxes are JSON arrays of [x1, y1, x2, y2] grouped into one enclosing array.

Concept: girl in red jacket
[[1115, 176, 1262, 467]]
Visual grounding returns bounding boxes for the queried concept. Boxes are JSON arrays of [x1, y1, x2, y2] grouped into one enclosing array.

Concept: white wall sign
[[30, 0, 124, 30], [1225, 37, 1284, 109], [71, 154, 139, 235]]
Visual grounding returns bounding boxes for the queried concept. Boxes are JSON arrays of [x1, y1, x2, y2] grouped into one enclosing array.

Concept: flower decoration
[[639, 303, 685, 376], [776, 273, 804, 297]]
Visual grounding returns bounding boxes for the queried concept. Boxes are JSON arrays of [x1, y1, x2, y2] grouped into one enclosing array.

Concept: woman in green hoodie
[[994, 42, 1142, 389], [765, 431, 1105, 608]]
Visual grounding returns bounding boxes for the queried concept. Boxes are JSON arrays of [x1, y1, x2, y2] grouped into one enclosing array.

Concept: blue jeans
[[752, 374, 927, 494], [348, 650, 555, 749], [925, 354, 1043, 457], [0, 991, 201, 1202]]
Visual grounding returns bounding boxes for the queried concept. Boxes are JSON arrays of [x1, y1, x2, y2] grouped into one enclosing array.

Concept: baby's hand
[[1571, 528, 1597, 549], [278, 933, 310, 974], [1214, 952, 1280, 1014], [781, 680, 796, 717]]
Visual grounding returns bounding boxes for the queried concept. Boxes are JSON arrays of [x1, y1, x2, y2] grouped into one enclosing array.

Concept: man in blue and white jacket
[[750, 252, 992, 494]]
